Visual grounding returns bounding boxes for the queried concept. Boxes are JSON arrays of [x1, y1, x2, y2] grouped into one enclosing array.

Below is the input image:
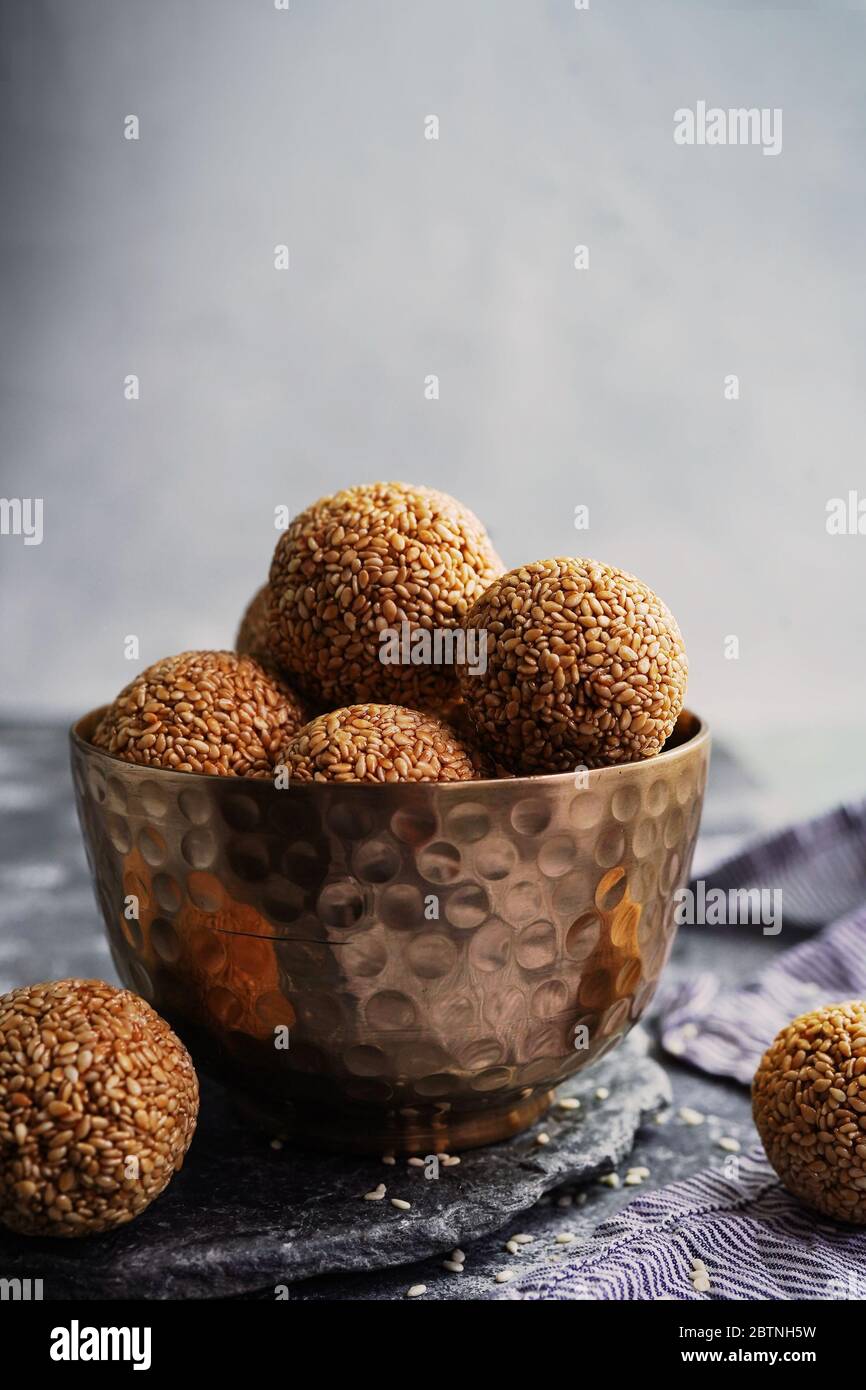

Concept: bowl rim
[[70, 705, 710, 793]]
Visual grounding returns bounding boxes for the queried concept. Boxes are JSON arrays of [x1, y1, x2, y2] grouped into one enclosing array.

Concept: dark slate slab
[[0, 1027, 668, 1299]]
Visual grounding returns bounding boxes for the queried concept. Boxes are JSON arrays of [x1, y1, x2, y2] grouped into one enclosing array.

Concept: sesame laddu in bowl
[[92, 649, 307, 778], [266, 482, 503, 713], [753, 1002, 866, 1225], [235, 584, 272, 668], [280, 704, 484, 784], [458, 557, 688, 775]]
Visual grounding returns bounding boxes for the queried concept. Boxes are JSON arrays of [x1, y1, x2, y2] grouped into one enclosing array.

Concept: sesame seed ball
[[235, 584, 272, 667], [457, 557, 688, 773], [267, 482, 503, 711], [280, 704, 483, 783], [753, 1002, 866, 1224], [0, 979, 198, 1238], [92, 650, 307, 778]]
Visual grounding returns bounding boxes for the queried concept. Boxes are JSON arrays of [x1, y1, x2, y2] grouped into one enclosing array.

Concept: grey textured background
[[1, 0, 865, 814]]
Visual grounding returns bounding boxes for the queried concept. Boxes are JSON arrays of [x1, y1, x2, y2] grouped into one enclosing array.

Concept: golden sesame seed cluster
[[92, 649, 308, 779], [0, 979, 198, 1238], [753, 1002, 866, 1224], [458, 557, 688, 774], [267, 482, 504, 714], [91, 481, 688, 782], [282, 704, 485, 784]]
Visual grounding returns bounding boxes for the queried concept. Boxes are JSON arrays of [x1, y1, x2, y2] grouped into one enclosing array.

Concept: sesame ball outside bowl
[[267, 481, 503, 713], [0, 979, 198, 1238], [280, 704, 483, 783], [92, 650, 307, 778], [753, 1002, 866, 1224], [458, 557, 688, 775]]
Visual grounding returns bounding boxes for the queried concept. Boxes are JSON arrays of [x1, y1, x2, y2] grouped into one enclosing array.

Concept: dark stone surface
[[0, 1026, 667, 1299], [0, 721, 770, 1300]]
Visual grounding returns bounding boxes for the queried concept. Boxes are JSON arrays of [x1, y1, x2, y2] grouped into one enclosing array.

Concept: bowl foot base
[[230, 1087, 554, 1156]]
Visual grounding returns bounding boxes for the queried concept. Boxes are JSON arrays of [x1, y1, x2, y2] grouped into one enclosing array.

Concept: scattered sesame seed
[[556, 1097, 581, 1111], [381, 1155, 396, 1166], [407, 1157, 425, 1167], [599, 1173, 620, 1188], [512, 1233, 534, 1245], [450, 1249, 465, 1264], [692, 1275, 711, 1293], [363, 1184, 387, 1201], [678, 1106, 705, 1126], [556, 1195, 573, 1208], [718, 1137, 740, 1153], [595, 1087, 610, 1101], [270, 1139, 283, 1151], [495, 1269, 515, 1284], [441, 1154, 461, 1166], [535, 1132, 551, 1146], [391, 1198, 411, 1211], [406, 1284, 426, 1298], [442, 1260, 464, 1273], [556, 1232, 576, 1245], [624, 1166, 649, 1186], [506, 1240, 520, 1255]]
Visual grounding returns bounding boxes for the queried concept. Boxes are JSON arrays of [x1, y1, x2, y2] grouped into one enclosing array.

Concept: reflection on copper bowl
[[69, 708, 709, 1154]]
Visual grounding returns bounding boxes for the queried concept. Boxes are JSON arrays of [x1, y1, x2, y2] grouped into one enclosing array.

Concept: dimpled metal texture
[[70, 709, 709, 1154]]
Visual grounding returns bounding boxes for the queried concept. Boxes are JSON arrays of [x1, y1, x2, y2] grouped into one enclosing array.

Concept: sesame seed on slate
[[678, 1107, 705, 1126]]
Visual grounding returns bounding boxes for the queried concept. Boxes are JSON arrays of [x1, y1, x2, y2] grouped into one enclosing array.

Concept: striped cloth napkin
[[503, 798, 866, 1300], [502, 1154, 866, 1300], [660, 799, 866, 1084]]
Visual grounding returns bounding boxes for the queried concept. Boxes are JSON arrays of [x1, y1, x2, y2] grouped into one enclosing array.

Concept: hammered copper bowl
[[69, 709, 709, 1155]]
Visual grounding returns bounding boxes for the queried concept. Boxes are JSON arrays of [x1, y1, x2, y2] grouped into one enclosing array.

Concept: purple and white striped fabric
[[501, 1154, 866, 1301], [660, 799, 866, 1084], [502, 798, 866, 1299]]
